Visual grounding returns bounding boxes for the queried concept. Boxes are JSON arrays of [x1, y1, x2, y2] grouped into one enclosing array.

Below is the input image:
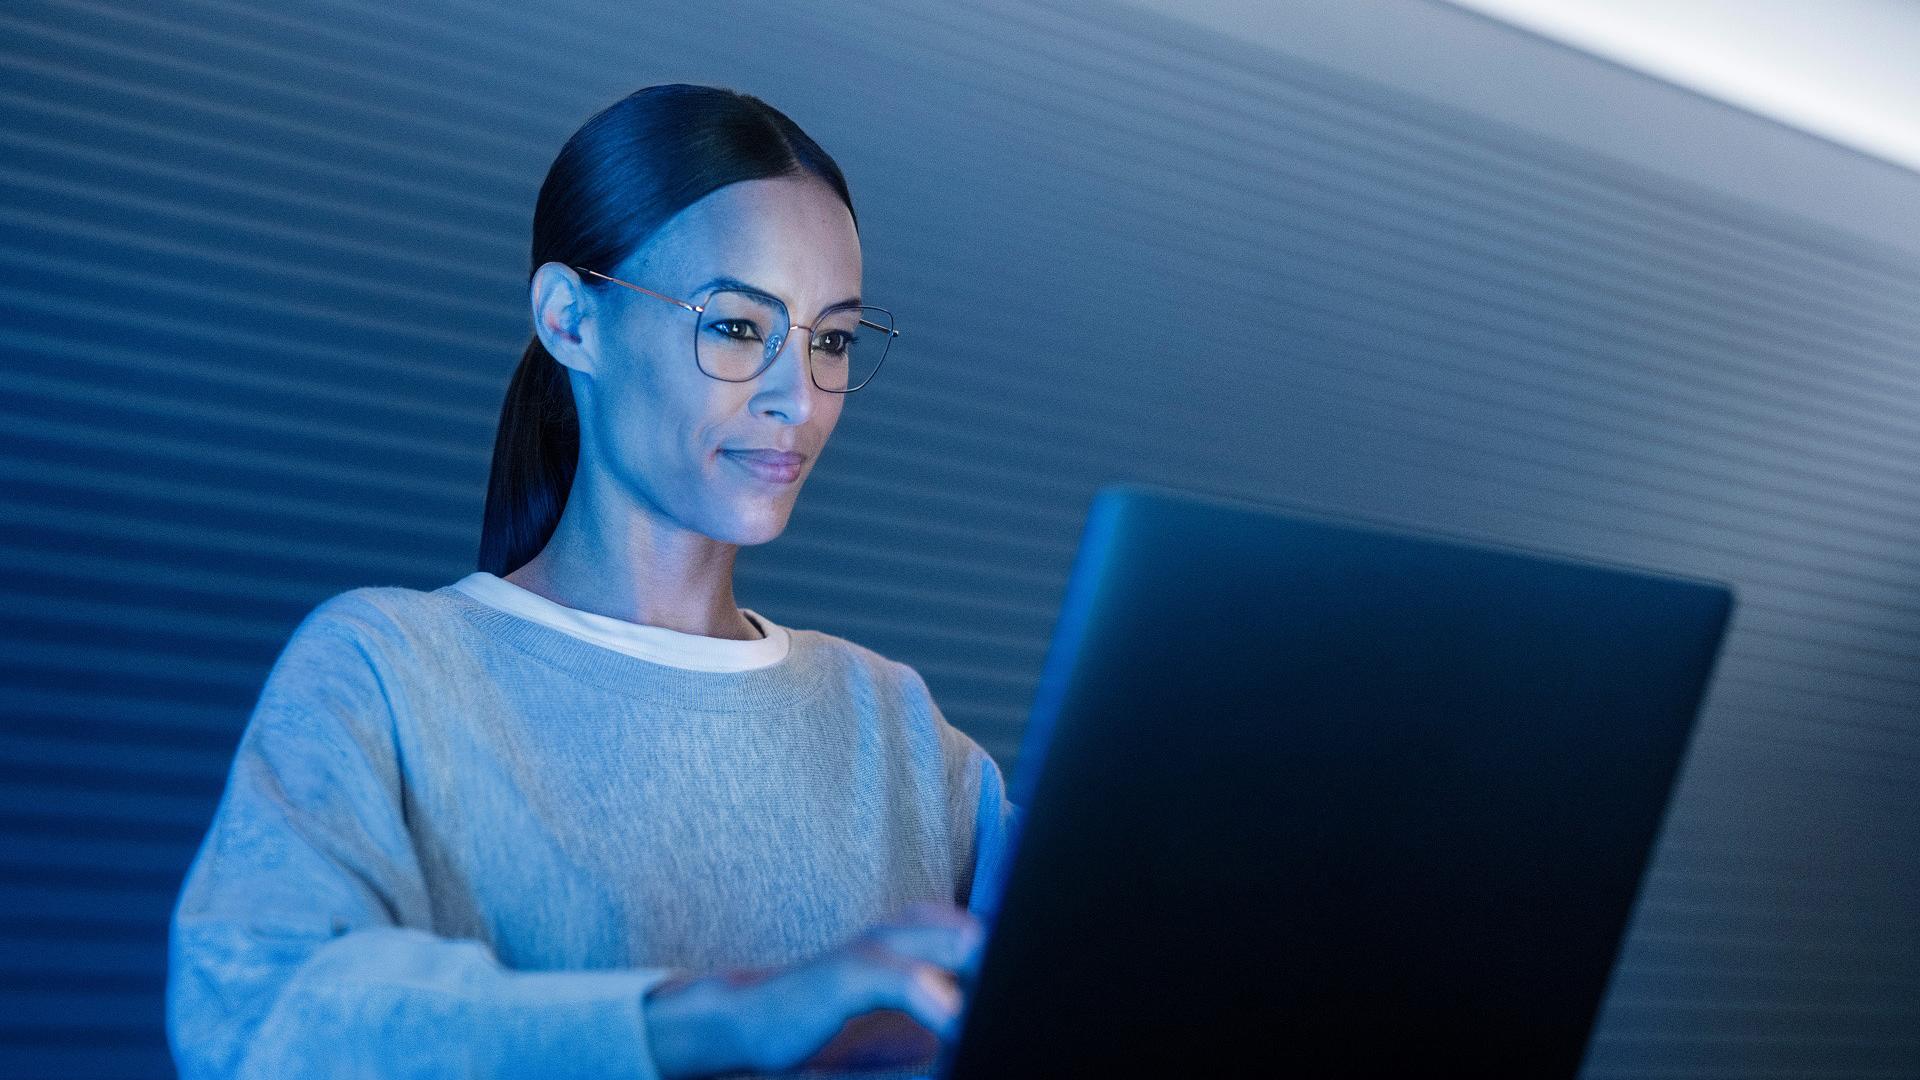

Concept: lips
[[722, 449, 805, 484]]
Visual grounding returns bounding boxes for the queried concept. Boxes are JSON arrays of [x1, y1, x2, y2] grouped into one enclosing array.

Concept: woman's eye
[[816, 330, 853, 356], [709, 319, 760, 340]]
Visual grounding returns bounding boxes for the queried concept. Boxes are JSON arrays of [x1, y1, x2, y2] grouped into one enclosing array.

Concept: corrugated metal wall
[[2, 0, 1915, 1075]]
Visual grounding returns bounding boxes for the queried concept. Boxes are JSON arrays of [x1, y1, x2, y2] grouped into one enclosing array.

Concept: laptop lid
[[943, 482, 1734, 1077]]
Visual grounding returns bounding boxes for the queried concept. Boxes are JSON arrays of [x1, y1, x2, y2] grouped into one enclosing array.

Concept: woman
[[167, 83, 1022, 1079]]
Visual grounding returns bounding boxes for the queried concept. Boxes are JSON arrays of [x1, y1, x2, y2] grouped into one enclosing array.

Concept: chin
[[717, 502, 795, 546]]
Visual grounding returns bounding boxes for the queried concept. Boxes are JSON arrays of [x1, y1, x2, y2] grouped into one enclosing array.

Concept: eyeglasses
[[573, 266, 898, 393]]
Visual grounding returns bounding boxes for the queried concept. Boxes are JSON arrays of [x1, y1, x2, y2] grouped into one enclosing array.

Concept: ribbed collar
[[433, 584, 832, 714]]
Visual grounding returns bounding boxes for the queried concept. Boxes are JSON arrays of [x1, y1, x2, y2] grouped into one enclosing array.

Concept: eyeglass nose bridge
[[760, 319, 811, 370], [759, 316, 898, 365]]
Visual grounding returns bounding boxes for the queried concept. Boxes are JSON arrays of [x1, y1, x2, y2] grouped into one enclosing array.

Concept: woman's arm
[[166, 599, 684, 1080]]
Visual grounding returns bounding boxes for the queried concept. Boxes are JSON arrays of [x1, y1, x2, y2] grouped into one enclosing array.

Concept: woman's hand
[[645, 900, 985, 1078]]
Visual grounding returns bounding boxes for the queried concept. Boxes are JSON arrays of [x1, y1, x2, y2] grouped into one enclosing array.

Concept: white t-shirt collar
[[447, 571, 789, 673]]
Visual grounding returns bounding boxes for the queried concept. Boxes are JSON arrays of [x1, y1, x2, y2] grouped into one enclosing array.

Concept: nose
[[750, 324, 818, 424]]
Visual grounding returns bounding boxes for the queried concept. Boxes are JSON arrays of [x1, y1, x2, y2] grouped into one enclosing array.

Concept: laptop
[[938, 482, 1734, 1077]]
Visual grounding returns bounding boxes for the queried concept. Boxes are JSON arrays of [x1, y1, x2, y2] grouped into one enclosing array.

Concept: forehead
[[636, 176, 861, 302]]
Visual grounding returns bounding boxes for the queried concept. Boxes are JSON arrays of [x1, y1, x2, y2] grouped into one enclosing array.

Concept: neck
[[504, 471, 762, 641]]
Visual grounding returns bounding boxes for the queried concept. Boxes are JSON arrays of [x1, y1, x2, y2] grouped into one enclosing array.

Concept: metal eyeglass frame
[[572, 266, 899, 393]]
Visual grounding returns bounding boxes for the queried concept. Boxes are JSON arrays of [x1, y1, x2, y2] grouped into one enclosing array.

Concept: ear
[[530, 262, 601, 377]]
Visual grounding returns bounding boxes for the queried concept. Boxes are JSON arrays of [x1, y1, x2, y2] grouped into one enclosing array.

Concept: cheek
[[660, 386, 755, 481], [588, 361, 687, 476], [812, 393, 846, 446]]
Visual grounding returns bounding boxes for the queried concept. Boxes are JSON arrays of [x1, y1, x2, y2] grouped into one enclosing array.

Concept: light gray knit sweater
[[166, 583, 1021, 1079]]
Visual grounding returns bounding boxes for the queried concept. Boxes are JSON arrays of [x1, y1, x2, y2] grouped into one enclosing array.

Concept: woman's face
[[547, 175, 860, 548]]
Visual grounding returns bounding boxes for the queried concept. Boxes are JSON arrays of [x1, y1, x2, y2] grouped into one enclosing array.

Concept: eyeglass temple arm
[[572, 266, 700, 312]]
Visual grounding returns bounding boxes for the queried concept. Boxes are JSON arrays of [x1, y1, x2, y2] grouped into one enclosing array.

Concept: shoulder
[[246, 581, 484, 750], [252, 584, 473, 719], [791, 626, 991, 760], [280, 583, 471, 669], [788, 625, 938, 707], [295, 583, 456, 641], [239, 588, 449, 772]]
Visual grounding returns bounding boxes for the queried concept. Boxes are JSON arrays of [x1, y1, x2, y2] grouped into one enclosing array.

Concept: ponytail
[[476, 336, 579, 576]]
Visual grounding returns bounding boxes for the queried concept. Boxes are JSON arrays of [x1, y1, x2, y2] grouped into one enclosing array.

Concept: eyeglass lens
[[695, 289, 891, 392]]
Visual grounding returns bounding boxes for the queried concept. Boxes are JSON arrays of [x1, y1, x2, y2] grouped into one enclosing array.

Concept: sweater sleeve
[[962, 748, 1024, 923], [166, 595, 678, 1080], [886, 657, 1025, 917]]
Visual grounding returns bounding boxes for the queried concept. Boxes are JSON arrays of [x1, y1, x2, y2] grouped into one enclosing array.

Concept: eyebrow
[[692, 275, 861, 316]]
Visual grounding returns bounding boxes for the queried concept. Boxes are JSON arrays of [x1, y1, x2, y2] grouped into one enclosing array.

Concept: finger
[[865, 920, 984, 974], [900, 963, 963, 1042]]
